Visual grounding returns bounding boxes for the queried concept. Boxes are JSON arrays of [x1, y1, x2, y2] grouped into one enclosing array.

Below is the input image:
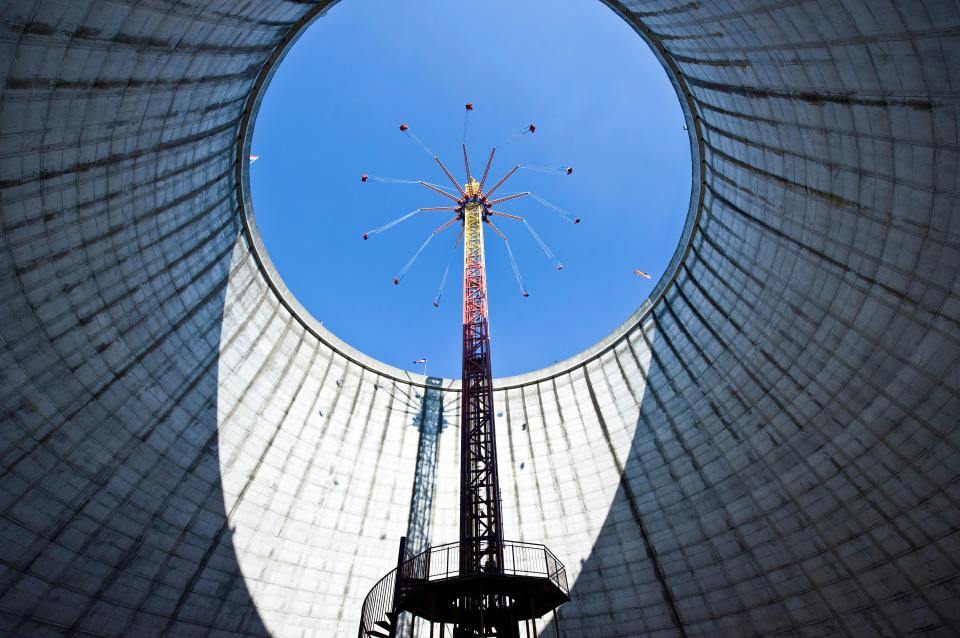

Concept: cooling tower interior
[[1, 1, 958, 636]]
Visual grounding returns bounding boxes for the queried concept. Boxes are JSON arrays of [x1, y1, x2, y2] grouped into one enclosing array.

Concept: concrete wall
[[1, 1, 958, 636]]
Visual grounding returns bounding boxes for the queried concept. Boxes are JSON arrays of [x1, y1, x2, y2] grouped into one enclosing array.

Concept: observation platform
[[359, 540, 569, 637]]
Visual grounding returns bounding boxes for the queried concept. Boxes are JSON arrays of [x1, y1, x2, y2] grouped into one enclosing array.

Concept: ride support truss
[[359, 113, 575, 637], [459, 201, 504, 575]]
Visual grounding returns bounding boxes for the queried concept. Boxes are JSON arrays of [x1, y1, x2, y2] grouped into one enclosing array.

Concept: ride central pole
[[459, 188, 504, 578]]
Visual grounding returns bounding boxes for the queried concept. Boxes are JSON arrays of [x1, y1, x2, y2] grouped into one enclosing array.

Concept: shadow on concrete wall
[[397, 376, 448, 637], [0, 225, 270, 636], [539, 329, 683, 638], [405, 376, 448, 556]]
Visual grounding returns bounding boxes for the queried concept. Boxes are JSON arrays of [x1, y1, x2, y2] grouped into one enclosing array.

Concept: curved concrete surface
[[1, 1, 958, 636]]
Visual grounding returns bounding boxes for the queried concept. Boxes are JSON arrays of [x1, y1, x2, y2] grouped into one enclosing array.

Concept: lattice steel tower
[[359, 122, 572, 638], [459, 177, 503, 574]]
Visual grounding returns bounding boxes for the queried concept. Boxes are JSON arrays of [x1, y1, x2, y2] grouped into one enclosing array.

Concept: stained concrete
[[1, 1, 959, 636]]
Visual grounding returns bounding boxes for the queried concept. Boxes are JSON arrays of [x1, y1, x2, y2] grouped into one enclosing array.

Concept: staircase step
[[366, 631, 390, 638], [375, 620, 393, 630]]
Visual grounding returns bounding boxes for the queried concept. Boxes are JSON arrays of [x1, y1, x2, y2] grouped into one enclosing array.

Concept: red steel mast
[[458, 181, 504, 575]]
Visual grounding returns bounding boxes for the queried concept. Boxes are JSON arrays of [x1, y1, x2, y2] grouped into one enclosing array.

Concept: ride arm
[[482, 165, 519, 199], [433, 217, 460, 234], [487, 210, 524, 221], [484, 218, 509, 241], [463, 144, 472, 181], [486, 192, 529, 207], [435, 156, 466, 197], [418, 181, 462, 203], [478, 148, 496, 190]]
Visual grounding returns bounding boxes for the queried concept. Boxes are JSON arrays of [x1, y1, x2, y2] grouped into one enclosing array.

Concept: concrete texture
[[1, 1, 958, 636]]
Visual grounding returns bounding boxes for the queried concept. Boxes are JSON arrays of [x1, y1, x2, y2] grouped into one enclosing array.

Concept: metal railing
[[401, 540, 568, 592], [357, 566, 397, 638], [358, 540, 568, 637]]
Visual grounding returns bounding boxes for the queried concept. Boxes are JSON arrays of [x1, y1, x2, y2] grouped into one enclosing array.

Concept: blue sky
[[251, 0, 690, 379]]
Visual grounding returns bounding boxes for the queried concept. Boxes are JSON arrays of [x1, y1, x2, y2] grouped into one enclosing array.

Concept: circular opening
[[246, 0, 695, 379]]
